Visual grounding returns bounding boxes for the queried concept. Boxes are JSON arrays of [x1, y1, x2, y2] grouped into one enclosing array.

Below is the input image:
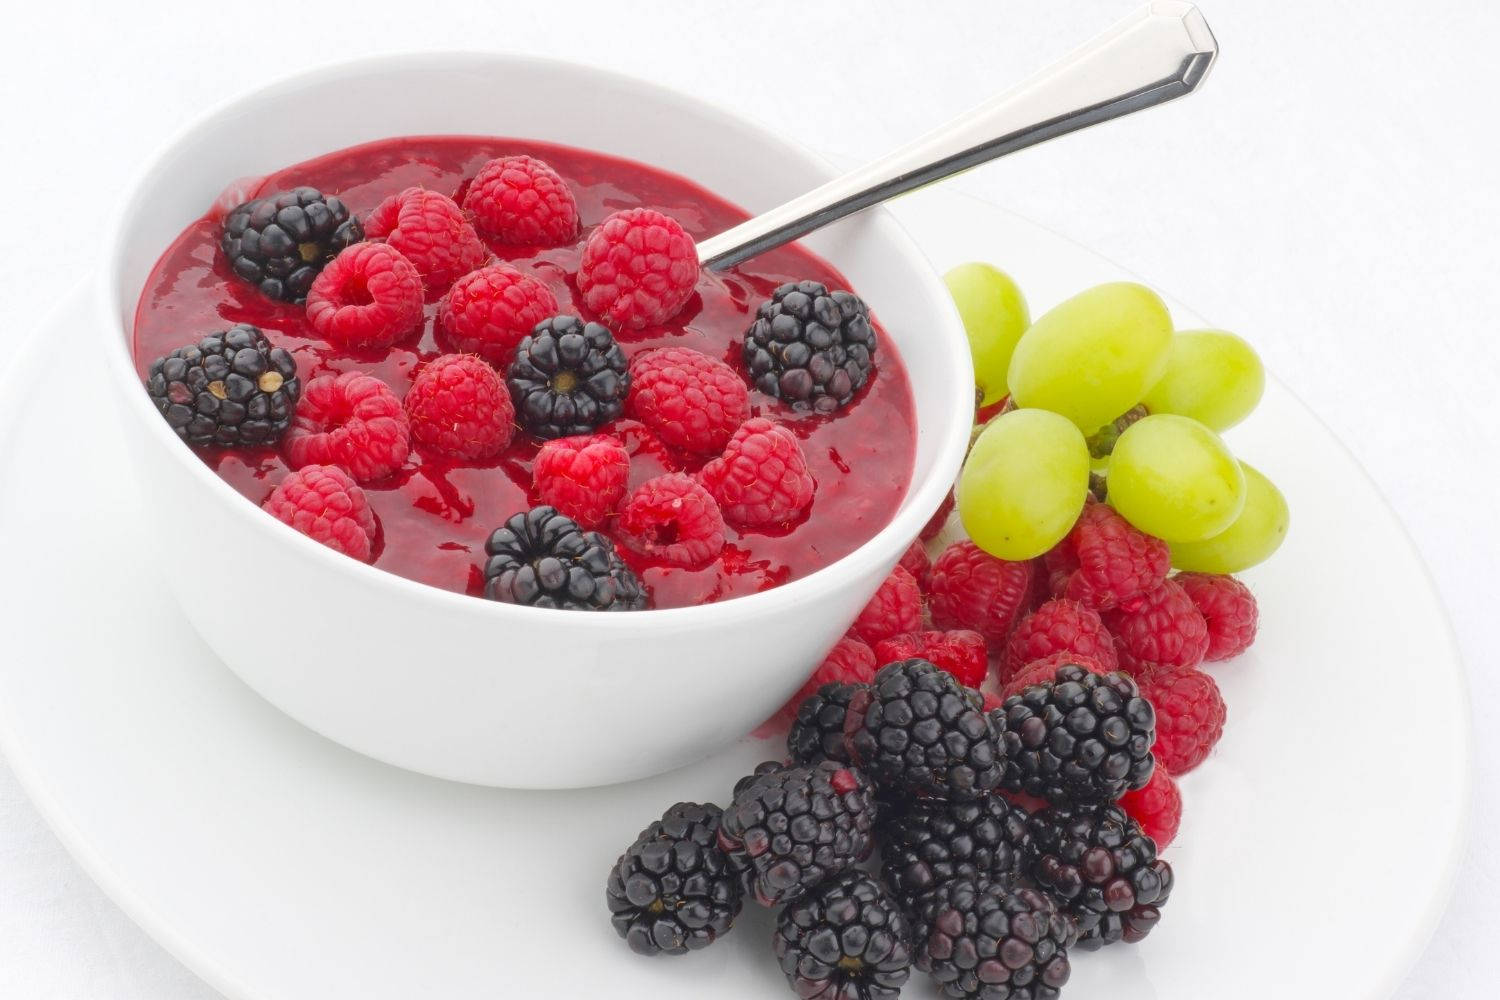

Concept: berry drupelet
[[507, 316, 630, 439], [606, 802, 743, 956], [912, 877, 1074, 1000], [482, 506, 646, 611], [145, 324, 300, 447], [991, 665, 1155, 805], [787, 681, 867, 767], [879, 795, 1031, 909], [744, 280, 877, 412], [773, 871, 913, 1000], [220, 187, 362, 303]]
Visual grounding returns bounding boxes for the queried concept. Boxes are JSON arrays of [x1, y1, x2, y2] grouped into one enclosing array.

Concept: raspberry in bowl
[[102, 54, 972, 788]]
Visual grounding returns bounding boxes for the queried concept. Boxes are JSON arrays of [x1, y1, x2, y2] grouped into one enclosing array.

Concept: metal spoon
[[697, 1, 1218, 271]]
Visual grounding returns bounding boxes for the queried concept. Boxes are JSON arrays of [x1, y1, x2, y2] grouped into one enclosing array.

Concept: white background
[[1, 0, 1496, 996]]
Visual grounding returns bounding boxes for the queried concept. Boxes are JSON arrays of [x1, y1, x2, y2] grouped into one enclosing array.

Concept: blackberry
[[717, 759, 876, 907], [912, 878, 1074, 1000], [145, 324, 301, 447], [787, 681, 866, 767], [733, 760, 787, 799], [606, 802, 742, 956], [482, 506, 646, 611], [844, 660, 1002, 802], [1023, 802, 1173, 946], [507, 316, 629, 439], [220, 187, 362, 303], [991, 665, 1155, 805], [743, 280, 877, 412], [773, 871, 912, 1000], [879, 795, 1030, 908]]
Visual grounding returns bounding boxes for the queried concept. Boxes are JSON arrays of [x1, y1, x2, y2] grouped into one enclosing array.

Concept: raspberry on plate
[[404, 354, 515, 460], [1043, 501, 1170, 611], [366, 186, 487, 289], [1176, 572, 1259, 660], [1000, 650, 1107, 700], [1102, 578, 1210, 672], [697, 417, 814, 528], [627, 347, 750, 454], [304, 242, 424, 350], [850, 565, 923, 645], [1120, 763, 1183, 849], [872, 630, 987, 688], [928, 541, 1034, 645], [617, 473, 726, 567], [284, 371, 410, 483], [262, 464, 378, 562], [577, 207, 699, 330], [1135, 664, 1226, 775], [532, 434, 629, 529], [1002, 598, 1119, 680], [436, 263, 559, 365], [897, 539, 931, 589], [461, 155, 579, 246]]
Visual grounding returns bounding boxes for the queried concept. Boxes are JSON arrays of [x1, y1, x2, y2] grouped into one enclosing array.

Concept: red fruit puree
[[132, 135, 917, 609]]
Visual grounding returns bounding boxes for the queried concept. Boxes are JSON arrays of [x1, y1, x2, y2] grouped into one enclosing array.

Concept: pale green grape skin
[[1107, 414, 1246, 543], [1141, 329, 1265, 432], [944, 263, 1031, 406], [1170, 463, 1289, 573], [958, 408, 1090, 560], [1006, 282, 1174, 432]]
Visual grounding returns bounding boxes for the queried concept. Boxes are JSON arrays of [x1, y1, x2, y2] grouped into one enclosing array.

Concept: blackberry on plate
[[912, 877, 1074, 1000], [744, 280, 877, 413], [482, 506, 646, 611], [787, 681, 867, 767], [507, 316, 630, 439], [1024, 802, 1173, 947], [879, 795, 1030, 908], [717, 759, 876, 907], [732, 760, 787, 799], [992, 665, 1155, 805], [773, 871, 912, 1000], [145, 323, 300, 447], [844, 660, 1002, 802], [220, 186, 362, 303], [606, 802, 742, 956]]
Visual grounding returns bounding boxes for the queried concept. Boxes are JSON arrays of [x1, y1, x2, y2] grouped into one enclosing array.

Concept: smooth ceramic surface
[[0, 190, 1468, 1000], [97, 53, 975, 789]]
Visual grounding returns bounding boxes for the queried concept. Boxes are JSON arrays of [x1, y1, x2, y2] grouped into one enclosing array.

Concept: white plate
[[0, 188, 1469, 1000]]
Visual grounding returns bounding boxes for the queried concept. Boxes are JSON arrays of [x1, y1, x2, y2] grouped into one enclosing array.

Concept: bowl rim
[[98, 49, 975, 630]]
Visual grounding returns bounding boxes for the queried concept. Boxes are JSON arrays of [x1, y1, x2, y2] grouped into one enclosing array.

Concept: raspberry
[[920, 490, 956, 542], [626, 347, 750, 454], [1043, 502, 1170, 611], [897, 539, 931, 589], [366, 187, 487, 289], [774, 636, 878, 728], [436, 263, 559, 365], [617, 473, 726, 567], [873, 630, 987, 688], [262, 464, 377, 562], [1102, 578, 1210, 673], [1003, 598, 1120, 680], [404, 354, 515, 460], [532, 434, 629, 529], [1134, 665, 1226, 775], [461, 155, 579, 246], [696, 417, 814, 528], [577, 207, 699, 330], [1000, 650, 1107, 701], [927, 541, 1033, 645], [284, 372, 410, 483], [1120, 764, 1183, 849], [304, 242, 424, 350], [850, 566, 923, 645], [1175, 572, 1259, 661]]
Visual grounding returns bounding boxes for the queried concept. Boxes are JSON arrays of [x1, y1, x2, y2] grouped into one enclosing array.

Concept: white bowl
[[98, 52, 973, 788]]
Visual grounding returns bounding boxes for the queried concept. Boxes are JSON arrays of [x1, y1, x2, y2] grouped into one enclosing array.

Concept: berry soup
[[133, 135, 918, 610]]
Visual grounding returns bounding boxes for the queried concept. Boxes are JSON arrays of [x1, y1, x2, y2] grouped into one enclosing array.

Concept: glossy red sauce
[[132, 135, 917, 608]]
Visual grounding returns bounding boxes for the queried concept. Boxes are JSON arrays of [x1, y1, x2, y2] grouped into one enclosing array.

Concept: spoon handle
[[697, 1, 1218, 271]]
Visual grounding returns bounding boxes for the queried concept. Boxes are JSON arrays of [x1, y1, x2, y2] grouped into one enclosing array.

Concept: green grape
[[1107, 414, 1245, 542], [1141, 329, 1265, 431], [958, 408, 1090, 560], [1006, 282, 1173, 432], [1170, 462, 1288, 572], [944, 263, 1030, 406]]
